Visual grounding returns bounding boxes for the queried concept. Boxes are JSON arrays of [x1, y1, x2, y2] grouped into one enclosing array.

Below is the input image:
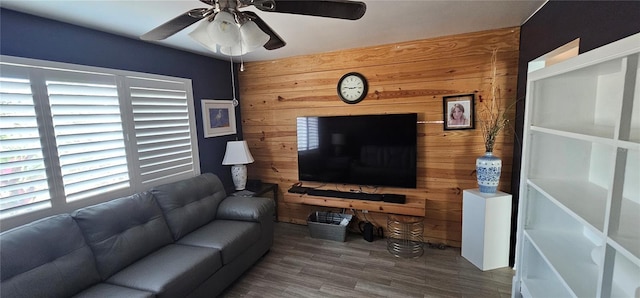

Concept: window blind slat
[[56, 131, 125, 145], [137, 139, 192, 153], [135, 127, 190, 138], [1, 192, 51, 212], [62, 165, 129, 186], [140, 165, 194, 182], [133, 114, 189, 122], [0, 169, 47, 184], [47, 95, 120, 105], [0, 138, 43, 151], [57, 140, 125, 156], [66, 180, 130, 202], [0, 105, 38, 117], [53, 115, 123, 126], [1, 158, 46, 172], [0, 116, 38, 128], [134, 119, 189, 130], [140, 153, 192, 170], [0, 127, 41, 139], [139, 145, 192, 160]]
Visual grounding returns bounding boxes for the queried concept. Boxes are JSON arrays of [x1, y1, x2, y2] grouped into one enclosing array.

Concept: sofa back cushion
[[72, 192, 173, 280], [151, 173, 226, 240], [0, 214, 101, 298]]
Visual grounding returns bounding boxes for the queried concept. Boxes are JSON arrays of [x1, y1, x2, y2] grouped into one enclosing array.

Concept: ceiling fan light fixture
[[239, 20, 270, 51]]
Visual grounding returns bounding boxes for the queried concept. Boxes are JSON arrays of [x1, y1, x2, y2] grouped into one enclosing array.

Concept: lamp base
[[230, 164, 248, 190]]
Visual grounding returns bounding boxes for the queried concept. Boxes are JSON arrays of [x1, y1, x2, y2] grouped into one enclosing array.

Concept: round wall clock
[[337, 72, 368, 104]]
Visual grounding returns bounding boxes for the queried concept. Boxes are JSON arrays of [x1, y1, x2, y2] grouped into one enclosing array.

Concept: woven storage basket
[[307, 211, 352, 242]]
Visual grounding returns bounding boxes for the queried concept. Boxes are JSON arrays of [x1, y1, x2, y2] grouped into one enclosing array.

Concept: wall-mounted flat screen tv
[[296, 113, 417, 188]]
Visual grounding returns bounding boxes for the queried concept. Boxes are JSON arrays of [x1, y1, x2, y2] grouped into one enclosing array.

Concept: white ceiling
[[1, 0, 546, 62]]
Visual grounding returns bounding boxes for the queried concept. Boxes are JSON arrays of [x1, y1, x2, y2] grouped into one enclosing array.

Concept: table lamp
[[222, 140, 255, 190]]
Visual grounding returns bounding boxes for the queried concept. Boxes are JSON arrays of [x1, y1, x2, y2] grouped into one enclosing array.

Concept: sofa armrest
[[216, 196, 274, 222]]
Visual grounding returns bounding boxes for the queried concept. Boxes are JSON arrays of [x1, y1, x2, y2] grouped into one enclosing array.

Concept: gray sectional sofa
[[0, 173, 275, 298]]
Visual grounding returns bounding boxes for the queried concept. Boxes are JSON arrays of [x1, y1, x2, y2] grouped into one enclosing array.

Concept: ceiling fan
[[140, 0, 367, 53]]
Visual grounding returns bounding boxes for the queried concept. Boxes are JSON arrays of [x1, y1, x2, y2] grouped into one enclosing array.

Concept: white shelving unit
[[513, 33, 640, 298]]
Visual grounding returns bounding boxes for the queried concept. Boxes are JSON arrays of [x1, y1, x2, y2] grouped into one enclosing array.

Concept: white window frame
[[0, 55, 201, 229]]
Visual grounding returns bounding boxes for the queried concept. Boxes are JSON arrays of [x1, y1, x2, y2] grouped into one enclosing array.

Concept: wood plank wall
[[238, 27, 520, 247]]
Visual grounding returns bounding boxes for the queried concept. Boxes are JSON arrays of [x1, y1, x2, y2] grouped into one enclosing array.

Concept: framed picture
[[443, 94, 475, 130], [201, 100, 236, 138]]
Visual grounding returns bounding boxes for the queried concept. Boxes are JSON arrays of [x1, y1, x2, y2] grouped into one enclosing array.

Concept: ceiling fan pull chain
[[230, 55, 239, 107]]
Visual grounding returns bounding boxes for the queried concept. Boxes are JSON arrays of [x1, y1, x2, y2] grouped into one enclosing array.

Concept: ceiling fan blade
[[243, 11, 286, 50], [262, 0, 366, 20], [141, 8, 211, 41]]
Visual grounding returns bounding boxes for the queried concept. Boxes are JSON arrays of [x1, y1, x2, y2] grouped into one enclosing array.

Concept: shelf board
[[531, 125, 616, 143], [525, 230, 599, 298], [283, 192, 425, 216], [528, 178, 607, 232], [617, 138, 640, 151]]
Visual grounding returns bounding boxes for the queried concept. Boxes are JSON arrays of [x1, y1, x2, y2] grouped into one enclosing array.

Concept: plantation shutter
[[0, 56, 200, 221], [0, 70, 52, 216], [128, 77, 196, 186], [46, 71, 130, 202]]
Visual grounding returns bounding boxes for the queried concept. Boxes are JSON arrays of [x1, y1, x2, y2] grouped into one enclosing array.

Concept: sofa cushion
[[72, 191, 174, 279], [73, 283, 154, 298], [0, 214, 101, 298], [151, 173, 227, 240], [177, 220, 261, 265], [106, 244, 222, 298]]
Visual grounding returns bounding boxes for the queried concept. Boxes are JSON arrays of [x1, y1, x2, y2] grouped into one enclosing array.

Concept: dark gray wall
[[510, 0, 640, 265]]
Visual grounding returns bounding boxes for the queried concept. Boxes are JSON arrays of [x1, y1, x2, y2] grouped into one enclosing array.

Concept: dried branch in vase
[[479, 49, 517, 153]]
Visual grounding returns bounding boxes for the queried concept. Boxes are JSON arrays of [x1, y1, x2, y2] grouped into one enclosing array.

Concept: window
[[0, 56, 200, 220]]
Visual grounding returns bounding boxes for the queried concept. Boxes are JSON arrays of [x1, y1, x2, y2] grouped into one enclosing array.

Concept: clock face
[[338, 72, 368, 104]]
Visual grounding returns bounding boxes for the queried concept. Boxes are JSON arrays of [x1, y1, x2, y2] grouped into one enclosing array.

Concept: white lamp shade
[[222, 140, 255, 165], [207, 11, 241, 47], [188, 20, 218, 52], [240, 20, 269, 51]]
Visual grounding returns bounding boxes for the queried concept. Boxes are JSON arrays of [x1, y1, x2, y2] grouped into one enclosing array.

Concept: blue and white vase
[[476, 152, 502, 193]]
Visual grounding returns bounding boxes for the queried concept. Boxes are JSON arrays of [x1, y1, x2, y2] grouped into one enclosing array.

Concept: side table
[[231, 183, 278, 222]]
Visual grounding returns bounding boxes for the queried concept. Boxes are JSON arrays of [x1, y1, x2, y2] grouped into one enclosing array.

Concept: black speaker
[[382, 194, 406, 204]]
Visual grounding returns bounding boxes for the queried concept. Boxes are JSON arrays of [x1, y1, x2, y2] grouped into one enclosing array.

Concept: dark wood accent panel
[[238, 27, 520, 247]]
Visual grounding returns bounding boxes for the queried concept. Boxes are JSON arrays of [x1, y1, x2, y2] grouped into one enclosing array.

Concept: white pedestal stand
[[461, 189, 512, 271]]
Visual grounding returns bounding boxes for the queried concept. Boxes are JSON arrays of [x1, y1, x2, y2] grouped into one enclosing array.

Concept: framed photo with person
[[443, 94, 475, 130], [201, 99, 236, 138]]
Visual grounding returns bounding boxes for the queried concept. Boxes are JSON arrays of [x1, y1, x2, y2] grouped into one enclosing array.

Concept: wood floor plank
[[221, 223, 514, 297]]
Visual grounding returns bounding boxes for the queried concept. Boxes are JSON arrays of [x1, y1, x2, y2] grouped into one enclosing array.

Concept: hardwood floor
[[221, 223, 514, 298]]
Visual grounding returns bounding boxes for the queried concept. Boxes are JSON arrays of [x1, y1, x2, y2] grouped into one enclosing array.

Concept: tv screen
[[296, 113, 417, 188]]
